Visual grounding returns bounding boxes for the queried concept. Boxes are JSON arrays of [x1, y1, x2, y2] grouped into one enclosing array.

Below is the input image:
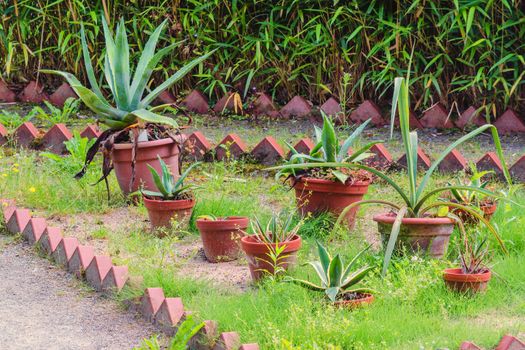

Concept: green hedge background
[[1, 0, 524, 115]]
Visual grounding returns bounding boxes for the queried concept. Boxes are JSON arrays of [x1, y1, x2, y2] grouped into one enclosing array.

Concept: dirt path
[[0, 235, 157, 350]]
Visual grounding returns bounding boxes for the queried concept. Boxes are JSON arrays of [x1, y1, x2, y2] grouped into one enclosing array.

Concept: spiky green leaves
[[41, 14, 215, 131], [275, 113, 380, 183], [143, 156, 200, 200], [288, 241, 373, 302], [249, 210, 302, 244]]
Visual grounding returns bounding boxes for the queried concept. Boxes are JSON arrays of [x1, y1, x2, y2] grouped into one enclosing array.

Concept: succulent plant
[[288, 241, 374, 302], [143, 156, 200, 200]]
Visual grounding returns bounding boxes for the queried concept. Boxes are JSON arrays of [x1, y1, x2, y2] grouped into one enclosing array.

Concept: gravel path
[[0, 235, 157, 350]]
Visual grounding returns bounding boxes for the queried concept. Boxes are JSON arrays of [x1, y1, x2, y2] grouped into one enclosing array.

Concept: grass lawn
[[0, 119, 524, 350]]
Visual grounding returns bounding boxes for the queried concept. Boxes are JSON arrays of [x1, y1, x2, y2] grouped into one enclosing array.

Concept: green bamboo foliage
[[1, 1, 524, 114]]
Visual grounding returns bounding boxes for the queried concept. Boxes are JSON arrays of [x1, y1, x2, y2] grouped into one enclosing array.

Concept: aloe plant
[[287, 241, 374, 302], [40, 15, 215, 194], [277, 113, 381, 183], [143, 156, 200, 200], [41, 16, 214, 130], [447, 163, 494, 207], [269, 76, 512, 276], [248, 210, 302, 244]]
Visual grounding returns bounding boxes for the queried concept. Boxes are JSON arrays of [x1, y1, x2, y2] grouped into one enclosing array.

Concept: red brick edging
[[0, 199, 259, 349]]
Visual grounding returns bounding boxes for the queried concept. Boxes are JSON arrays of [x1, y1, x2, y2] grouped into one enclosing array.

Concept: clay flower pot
[[143, 196, 195, 229], [443, 268, 491, 293], [112, 137, 184, 196], [373, 213, 455, 258], [240, 235, 302, 282], [294, 177, 370, 228], [196, 216, 249, 263], [449, 200, 497, 224], [333, 293, 374, 309]]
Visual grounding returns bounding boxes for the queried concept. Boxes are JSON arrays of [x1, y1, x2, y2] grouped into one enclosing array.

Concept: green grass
[[1, 142, 524, 349]]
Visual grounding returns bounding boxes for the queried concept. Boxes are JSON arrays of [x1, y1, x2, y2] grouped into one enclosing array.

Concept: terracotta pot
[[333, 293, 374, 309], [294, 177, 370, 228], [449, 201, 497, 224], [196, 216, 249, 263], [112, 137, 183, 196], [373, 213, 455, 258], [143, 197, 194, 229], [240, 235, 302, 281], [443, 268, 491, 293]]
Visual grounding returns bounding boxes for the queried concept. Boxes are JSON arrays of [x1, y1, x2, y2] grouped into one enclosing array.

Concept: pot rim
[[143, 196, 195, 210], [196, 216, 249, 223], [113, 136, 185, 150], [333, 292, 375, 305], [443, 267, 491, 282], [296, 177, 371, 186], [196, 216, 250, 230], [373, 212, 455, 225], [240, 234, 302, 253]]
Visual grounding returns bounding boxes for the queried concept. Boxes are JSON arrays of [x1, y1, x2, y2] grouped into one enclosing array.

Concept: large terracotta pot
[[294, 178, 370, 228], [443, 268, 491, 293], [333, 293, 374, 309], [196, 216, 249, 263], [112, 137, 182, 196], [373, 213, 455, 258], [143, 197, 194, 229], [240, 235, 302, 282]]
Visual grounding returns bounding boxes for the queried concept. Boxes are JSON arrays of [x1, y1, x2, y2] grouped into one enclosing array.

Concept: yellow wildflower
[[1, 173, 7, 177], [29, 187, 36, 193]]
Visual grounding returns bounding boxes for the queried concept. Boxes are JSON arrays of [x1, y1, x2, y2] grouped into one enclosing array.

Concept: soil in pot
[[333, 292, 374, 309], [373, 213, 455, 258], [293, 176, 370, 228], [112, 135, 185, 196], [443, 268, 491, 293], [196, 216, 249, 263], [143, 196, 195, 230], [240, 235, 302, 282]]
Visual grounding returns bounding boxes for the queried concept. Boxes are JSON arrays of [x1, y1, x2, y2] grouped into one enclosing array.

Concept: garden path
[[0, 235, 156, 350]]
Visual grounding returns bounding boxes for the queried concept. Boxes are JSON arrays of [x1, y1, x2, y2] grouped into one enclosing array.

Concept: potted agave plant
[[142, 156, 200, 229], [42, 16, 215, 196], [287, 241, 375, 308], [240, 210, 302, 282], [444, 164, 498, 223], [443, 231, 491, 293], [272, 76, 511, 276], [196, 215, 249, 263], [275, 113, 380, 227]]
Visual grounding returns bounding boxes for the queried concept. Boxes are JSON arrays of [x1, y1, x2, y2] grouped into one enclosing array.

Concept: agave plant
[[458, 232, 491, 275], [447, 163, 494, 207], [248, 210, 302, 244], [42, 16, 214, 131], [287, 241, 374, 302], [142, 156, 200, 200], [277, 113, 381, 183], [269, 76, 512, 276], [41, 15, 215, 188]]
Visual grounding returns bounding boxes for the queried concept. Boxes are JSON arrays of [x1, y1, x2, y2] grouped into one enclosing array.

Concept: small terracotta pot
[[294, 177, 370, 228], [373, 213, 455, 258], [449, 200, 497, 224], [443, 268, 491, 293], [240, 235, 302, 281], [112, 137, 184, 196], [143, 197, 195, 229], [333, 293, 374, 309], [196, 216, 249, 263]]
